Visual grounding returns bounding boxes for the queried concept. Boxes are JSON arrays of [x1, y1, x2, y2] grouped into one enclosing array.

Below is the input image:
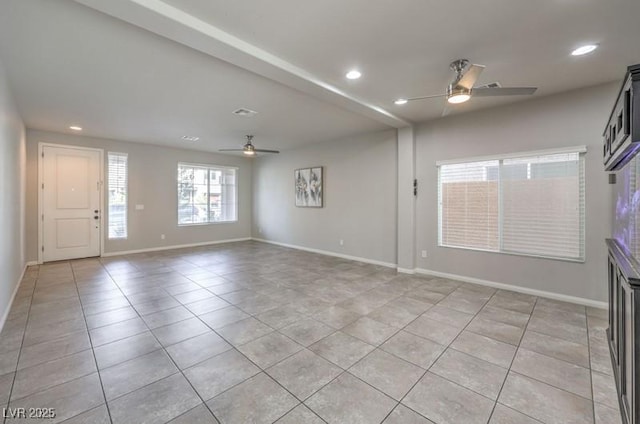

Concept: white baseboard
[[25, 261, 38, 266], [415, 267, 608, 310], [396, 267, 416, 275], [252, 238, 397, 269], [101, 237, 253, 258], [0, 263, 28, 333]]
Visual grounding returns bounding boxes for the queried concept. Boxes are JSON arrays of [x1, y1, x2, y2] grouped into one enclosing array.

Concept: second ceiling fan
[[395, 59, 537, 114], [219, 135, 279, 156]]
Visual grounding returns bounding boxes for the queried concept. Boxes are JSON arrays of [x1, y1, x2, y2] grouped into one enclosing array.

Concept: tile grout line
[[103, 251, 336, 422], [179, 292, 331, 422], [486, 293, 540, 423], [100, 257, 226, 423], [70, 261, 115, 424], [492, 299, 604, 421], [272, 280, 476, 422], [585, 312, 597, 424], [193, 268, 402, 422], [2, 265, 38, 424], [138, 253, 592, 420], [279, 278, 409, 421], [6, 246, 611, 424], [380, 282, 498, 423], [3, 268, 476, 420], [10, 271, 117, 393], [509, 311, 601, 404], [294, 282, 505, 422]]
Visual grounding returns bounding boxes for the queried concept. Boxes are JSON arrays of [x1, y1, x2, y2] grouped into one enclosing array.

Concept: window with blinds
[[107, 152, 128, 239], [177, 163, 238, 225], [438, 148, 586, 261]]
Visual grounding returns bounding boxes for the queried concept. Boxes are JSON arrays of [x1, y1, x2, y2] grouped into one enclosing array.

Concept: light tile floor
[[0, 241, 621, 424]]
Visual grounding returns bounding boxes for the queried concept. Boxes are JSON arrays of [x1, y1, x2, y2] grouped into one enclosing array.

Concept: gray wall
[[26, 130, 252, 262], [0, 61, 26, 323], [415, 82, 619, 302], [252, 129, 398, 265], [21, 83, 619, 303]]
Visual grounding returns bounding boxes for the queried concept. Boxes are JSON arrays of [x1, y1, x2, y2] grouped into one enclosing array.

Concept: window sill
[[436, 244, 585, 264], [178, 221, 238, 227]]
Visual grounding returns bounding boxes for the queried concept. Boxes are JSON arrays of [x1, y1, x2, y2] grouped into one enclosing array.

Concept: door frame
[[38, 142, 105, 264]]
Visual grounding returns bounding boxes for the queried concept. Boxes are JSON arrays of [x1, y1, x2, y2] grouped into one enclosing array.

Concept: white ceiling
[[0, 0, 389, 152], [1, 0, 640, 152]]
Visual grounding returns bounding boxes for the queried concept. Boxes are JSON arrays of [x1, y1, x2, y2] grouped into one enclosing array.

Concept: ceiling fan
[[395, 59, 537, 113], [219, 135, 279, 156]]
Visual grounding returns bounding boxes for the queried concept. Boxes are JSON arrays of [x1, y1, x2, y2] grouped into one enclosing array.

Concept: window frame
[[107, 152, 128, 240], [176, 162, 239, 226], [437, 146, 587, 263]]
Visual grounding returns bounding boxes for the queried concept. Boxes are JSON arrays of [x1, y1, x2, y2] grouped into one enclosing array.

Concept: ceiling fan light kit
[[243, 145, 256, 155], [447, 85, 471, 104]]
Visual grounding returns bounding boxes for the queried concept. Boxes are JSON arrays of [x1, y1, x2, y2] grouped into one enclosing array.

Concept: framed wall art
[[295, 166, 323, 207]]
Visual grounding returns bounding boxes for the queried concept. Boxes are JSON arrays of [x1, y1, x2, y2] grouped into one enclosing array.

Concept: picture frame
[[295, 166, 323, 207]]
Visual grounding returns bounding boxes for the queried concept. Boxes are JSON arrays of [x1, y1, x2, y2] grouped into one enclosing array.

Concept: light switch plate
[[135, 204, 144, 210]]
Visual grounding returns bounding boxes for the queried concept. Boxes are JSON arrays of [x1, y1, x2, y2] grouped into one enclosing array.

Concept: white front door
[[41, 145, 102, 262]]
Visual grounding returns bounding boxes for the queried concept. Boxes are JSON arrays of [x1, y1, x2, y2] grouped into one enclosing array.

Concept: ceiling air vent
[[476, 82, 502, 89], [232, 108, 258, 117]]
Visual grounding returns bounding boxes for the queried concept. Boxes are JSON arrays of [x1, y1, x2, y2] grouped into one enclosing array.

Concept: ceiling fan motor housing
[[450, 59, 470, 78], [447, 83, 471, 98]]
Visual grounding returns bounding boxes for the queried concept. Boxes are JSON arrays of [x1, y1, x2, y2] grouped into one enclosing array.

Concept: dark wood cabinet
[[606, 239, 639, 424], [604, 64, 640, 171]]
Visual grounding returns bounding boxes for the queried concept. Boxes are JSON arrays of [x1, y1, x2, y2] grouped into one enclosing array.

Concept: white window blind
[[177, 163, 237, 225], [107, 153, 128, 239], [438, 149, 585, 261], [439, 160, 499, 251]]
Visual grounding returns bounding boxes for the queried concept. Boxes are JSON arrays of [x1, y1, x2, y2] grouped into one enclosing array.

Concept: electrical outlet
[[421, 250, 427, 258], [339, 239, 344, 246], [161, 234, 165, 240]]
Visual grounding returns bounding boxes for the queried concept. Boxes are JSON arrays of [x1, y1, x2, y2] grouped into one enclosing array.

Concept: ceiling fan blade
[[473, 87, 537, 97], [401, 93, 447, 102], [457, 64, 485, 90], [218, 149, 244, 152], [441, 103, 453, 117], [253, 149, 280, 154]]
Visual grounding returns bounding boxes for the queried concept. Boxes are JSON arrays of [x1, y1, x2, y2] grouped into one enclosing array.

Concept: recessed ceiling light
[[181, 135, 200, 142], [571, 44, 598, 56], [394, 98, 408, 105], [346, 70, 362, 80], [69, 126, 82, 131]]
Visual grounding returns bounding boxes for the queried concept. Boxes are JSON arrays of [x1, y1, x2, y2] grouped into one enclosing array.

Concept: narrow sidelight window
[[107, 152, 128, 239]]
